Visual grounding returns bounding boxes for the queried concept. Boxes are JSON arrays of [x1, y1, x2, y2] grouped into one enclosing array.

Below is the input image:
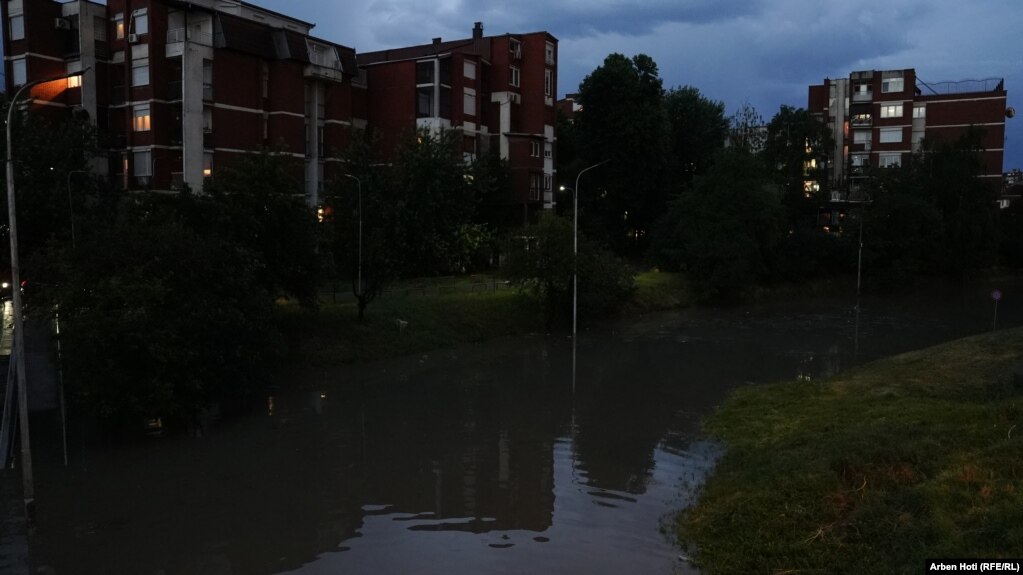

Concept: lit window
[[203, 153, 213, 178], [464, 60, 476, 80], [913, 106, 926, 118], [879, 127, 902, 143], [113, 13, 124, 39], [132, 9, 148, 36], [11, 58, 26, 86], [879, 104, 903, 118], [10, 14, 24, 41], [851, 113, 871, 126], [880, 153, 901, 168], [67, 61, 82, 88], [510, 66, 520, 88], [133, 150, 152, 176], [544, 69, 552, 97], [131, 58, 149, 86], [133, 104, 151, 131], [882, 77, 904, 93]]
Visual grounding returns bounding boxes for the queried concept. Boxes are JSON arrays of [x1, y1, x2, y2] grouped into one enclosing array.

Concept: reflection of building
[[358, 23, 559, 224], [808, 68, 1007, 199], [2, 3, 558, 224]]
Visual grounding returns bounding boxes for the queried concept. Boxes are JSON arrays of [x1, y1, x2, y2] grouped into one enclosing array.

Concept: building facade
[[358, 22, 559, 224], [2, 3, 558, 223], [808, 68, 1008, 199]]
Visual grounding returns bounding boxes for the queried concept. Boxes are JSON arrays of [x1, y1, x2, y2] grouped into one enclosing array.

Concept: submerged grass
[[277, 270, 690, 366], [676, 328, 1023, 574]]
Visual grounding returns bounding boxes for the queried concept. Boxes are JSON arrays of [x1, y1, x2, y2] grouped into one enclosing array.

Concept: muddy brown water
[[5, 282, 1021, 574]]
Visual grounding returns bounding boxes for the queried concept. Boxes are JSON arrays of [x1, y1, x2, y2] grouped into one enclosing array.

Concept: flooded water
[[4, 281, 1022, 574]]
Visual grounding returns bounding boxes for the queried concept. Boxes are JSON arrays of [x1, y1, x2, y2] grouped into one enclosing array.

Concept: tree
[[651, 147, 783, 301], [664, 86, 729, 183], [31, 192, 278, 428], [504, 212, 633, 329], [201, 151, 321, 306], [576, 53, 669, 253], [763, 106, 834, 227], [727, 102, 766, 155]]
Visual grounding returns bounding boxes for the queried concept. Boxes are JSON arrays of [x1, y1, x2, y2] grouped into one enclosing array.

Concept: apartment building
[[3, 3, 559, 224], [2, 0, 364, 207], [358, 22, 559, 224], [808, 68, 1008, 199]]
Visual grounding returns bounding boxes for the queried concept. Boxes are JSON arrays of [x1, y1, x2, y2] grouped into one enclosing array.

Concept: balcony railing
[[167, 28, 213, 46], [308, 51, 341, 70]]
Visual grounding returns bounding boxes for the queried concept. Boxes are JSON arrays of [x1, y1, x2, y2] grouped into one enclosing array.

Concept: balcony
[[203, 84, 214, 102], [166, 27, 213, 57], [167, 80, 182, 101]]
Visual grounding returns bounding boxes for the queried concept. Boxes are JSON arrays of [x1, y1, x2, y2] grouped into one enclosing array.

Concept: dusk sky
[[253, 0, 1022, 171]]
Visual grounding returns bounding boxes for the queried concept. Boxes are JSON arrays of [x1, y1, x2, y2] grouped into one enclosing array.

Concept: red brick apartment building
[[2, 1, 558, 221], [358, 22, 559, 223], [808, 68, 1008, 200]]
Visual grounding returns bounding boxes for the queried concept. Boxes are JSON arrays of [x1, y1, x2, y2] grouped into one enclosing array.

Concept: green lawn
[[676, 328, 1023, 574], [277, 270, 689, 366]]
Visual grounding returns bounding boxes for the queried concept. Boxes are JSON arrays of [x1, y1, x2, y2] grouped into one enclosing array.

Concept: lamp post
[[342, 174, 362, 297], [571, 160, 609, 339], [6, 67, 89, 523], [67, 170, 88, 250]]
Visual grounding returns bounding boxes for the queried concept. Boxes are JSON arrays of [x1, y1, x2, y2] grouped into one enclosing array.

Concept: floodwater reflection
[[9, 283, 1023, 574]]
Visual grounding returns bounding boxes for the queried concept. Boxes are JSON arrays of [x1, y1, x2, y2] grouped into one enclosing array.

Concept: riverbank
[[675, 326, 1023, 574], [276, 271, 691, 366]]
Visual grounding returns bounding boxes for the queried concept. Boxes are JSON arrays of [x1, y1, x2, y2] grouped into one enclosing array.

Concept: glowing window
[[133, 104, 151, 131]]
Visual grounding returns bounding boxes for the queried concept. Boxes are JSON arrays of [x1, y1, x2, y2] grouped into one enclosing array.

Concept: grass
[[675, 328, 1023, 574], [277, 270, 690, 366]]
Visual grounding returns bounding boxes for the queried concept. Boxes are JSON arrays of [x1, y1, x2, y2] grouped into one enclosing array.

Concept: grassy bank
[[276, 271, 689, 366], [676, 328, 1023, 574]]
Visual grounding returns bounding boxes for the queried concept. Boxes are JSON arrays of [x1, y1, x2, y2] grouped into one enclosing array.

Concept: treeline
[[560, 53, 1018, 300]]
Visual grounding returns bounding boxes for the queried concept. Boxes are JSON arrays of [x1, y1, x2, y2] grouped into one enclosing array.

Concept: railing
[[852, 91, 873, 102], [166, 28, 213, 47], [308, 51, 341, 70]]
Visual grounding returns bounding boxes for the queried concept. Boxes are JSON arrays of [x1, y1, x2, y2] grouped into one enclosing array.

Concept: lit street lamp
[[5, 66, 89, 523]]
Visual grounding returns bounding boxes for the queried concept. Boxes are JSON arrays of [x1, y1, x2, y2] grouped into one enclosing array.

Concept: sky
[[251, 0, 1022, 172]]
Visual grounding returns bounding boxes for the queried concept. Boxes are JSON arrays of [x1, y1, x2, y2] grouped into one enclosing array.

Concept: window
[[133, 104, 151, 131], [203, 59, 214, 100], [879, 127, 902, 143], [9, 14, 24, 41], [131, 58, 149, 86], [850, 113, 871, 126], [510, 66, 520, 88], [544, 174, 552, 191], [133, 150, 152, 176], [94, 16, 107, 42], [913, 105, 926, 118], [131, 8, 148, 36], [879, 104, 903, 118], [544, 69, 552, 97], [416, 60, 436, 118], [113, 13, 124, 39], [545, 41, 555, 65], [853, 83, 872, 100], [416, 61, 434, 85], [67, 60, 82, 89], [464, 60, 476, 80], [530, 141, 541, 157], [851, 154, 869, 167], [509, 38, 521, 58], [529, 173, 541, 200], [879, 153, 901, 168], [463, 88, 476, 117], [261, 62, 270, 98], [11, 58, 26, 86], [203, 153, 213, 178], [853, 130, 870, 144], [882, 77, 904, 94], [202, 107, 213, 133]]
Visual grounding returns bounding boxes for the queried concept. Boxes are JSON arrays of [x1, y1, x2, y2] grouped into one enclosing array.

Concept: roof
[[216, 12, 277, 59]]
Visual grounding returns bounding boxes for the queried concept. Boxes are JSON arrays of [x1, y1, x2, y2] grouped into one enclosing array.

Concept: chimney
[[473, 22, 483, 39], [433, 37, 442, 47]]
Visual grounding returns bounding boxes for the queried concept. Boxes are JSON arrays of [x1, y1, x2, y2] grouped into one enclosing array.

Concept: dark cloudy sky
[[256, 0, 1022, 172]]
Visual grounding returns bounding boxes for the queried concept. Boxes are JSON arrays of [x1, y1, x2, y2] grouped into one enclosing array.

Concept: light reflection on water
[[6, 283, 1022, 574]]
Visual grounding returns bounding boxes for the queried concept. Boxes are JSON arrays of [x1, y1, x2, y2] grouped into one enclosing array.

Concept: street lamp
[[5, 66, 89, 523], [67, 170, 88, 250], [570, 160, 609, 339], [342, 174, 362, 297]]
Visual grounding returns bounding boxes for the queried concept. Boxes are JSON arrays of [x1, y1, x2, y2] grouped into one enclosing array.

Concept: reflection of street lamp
[[6, 67, 89, 522], [343, 174, 362, 297]]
